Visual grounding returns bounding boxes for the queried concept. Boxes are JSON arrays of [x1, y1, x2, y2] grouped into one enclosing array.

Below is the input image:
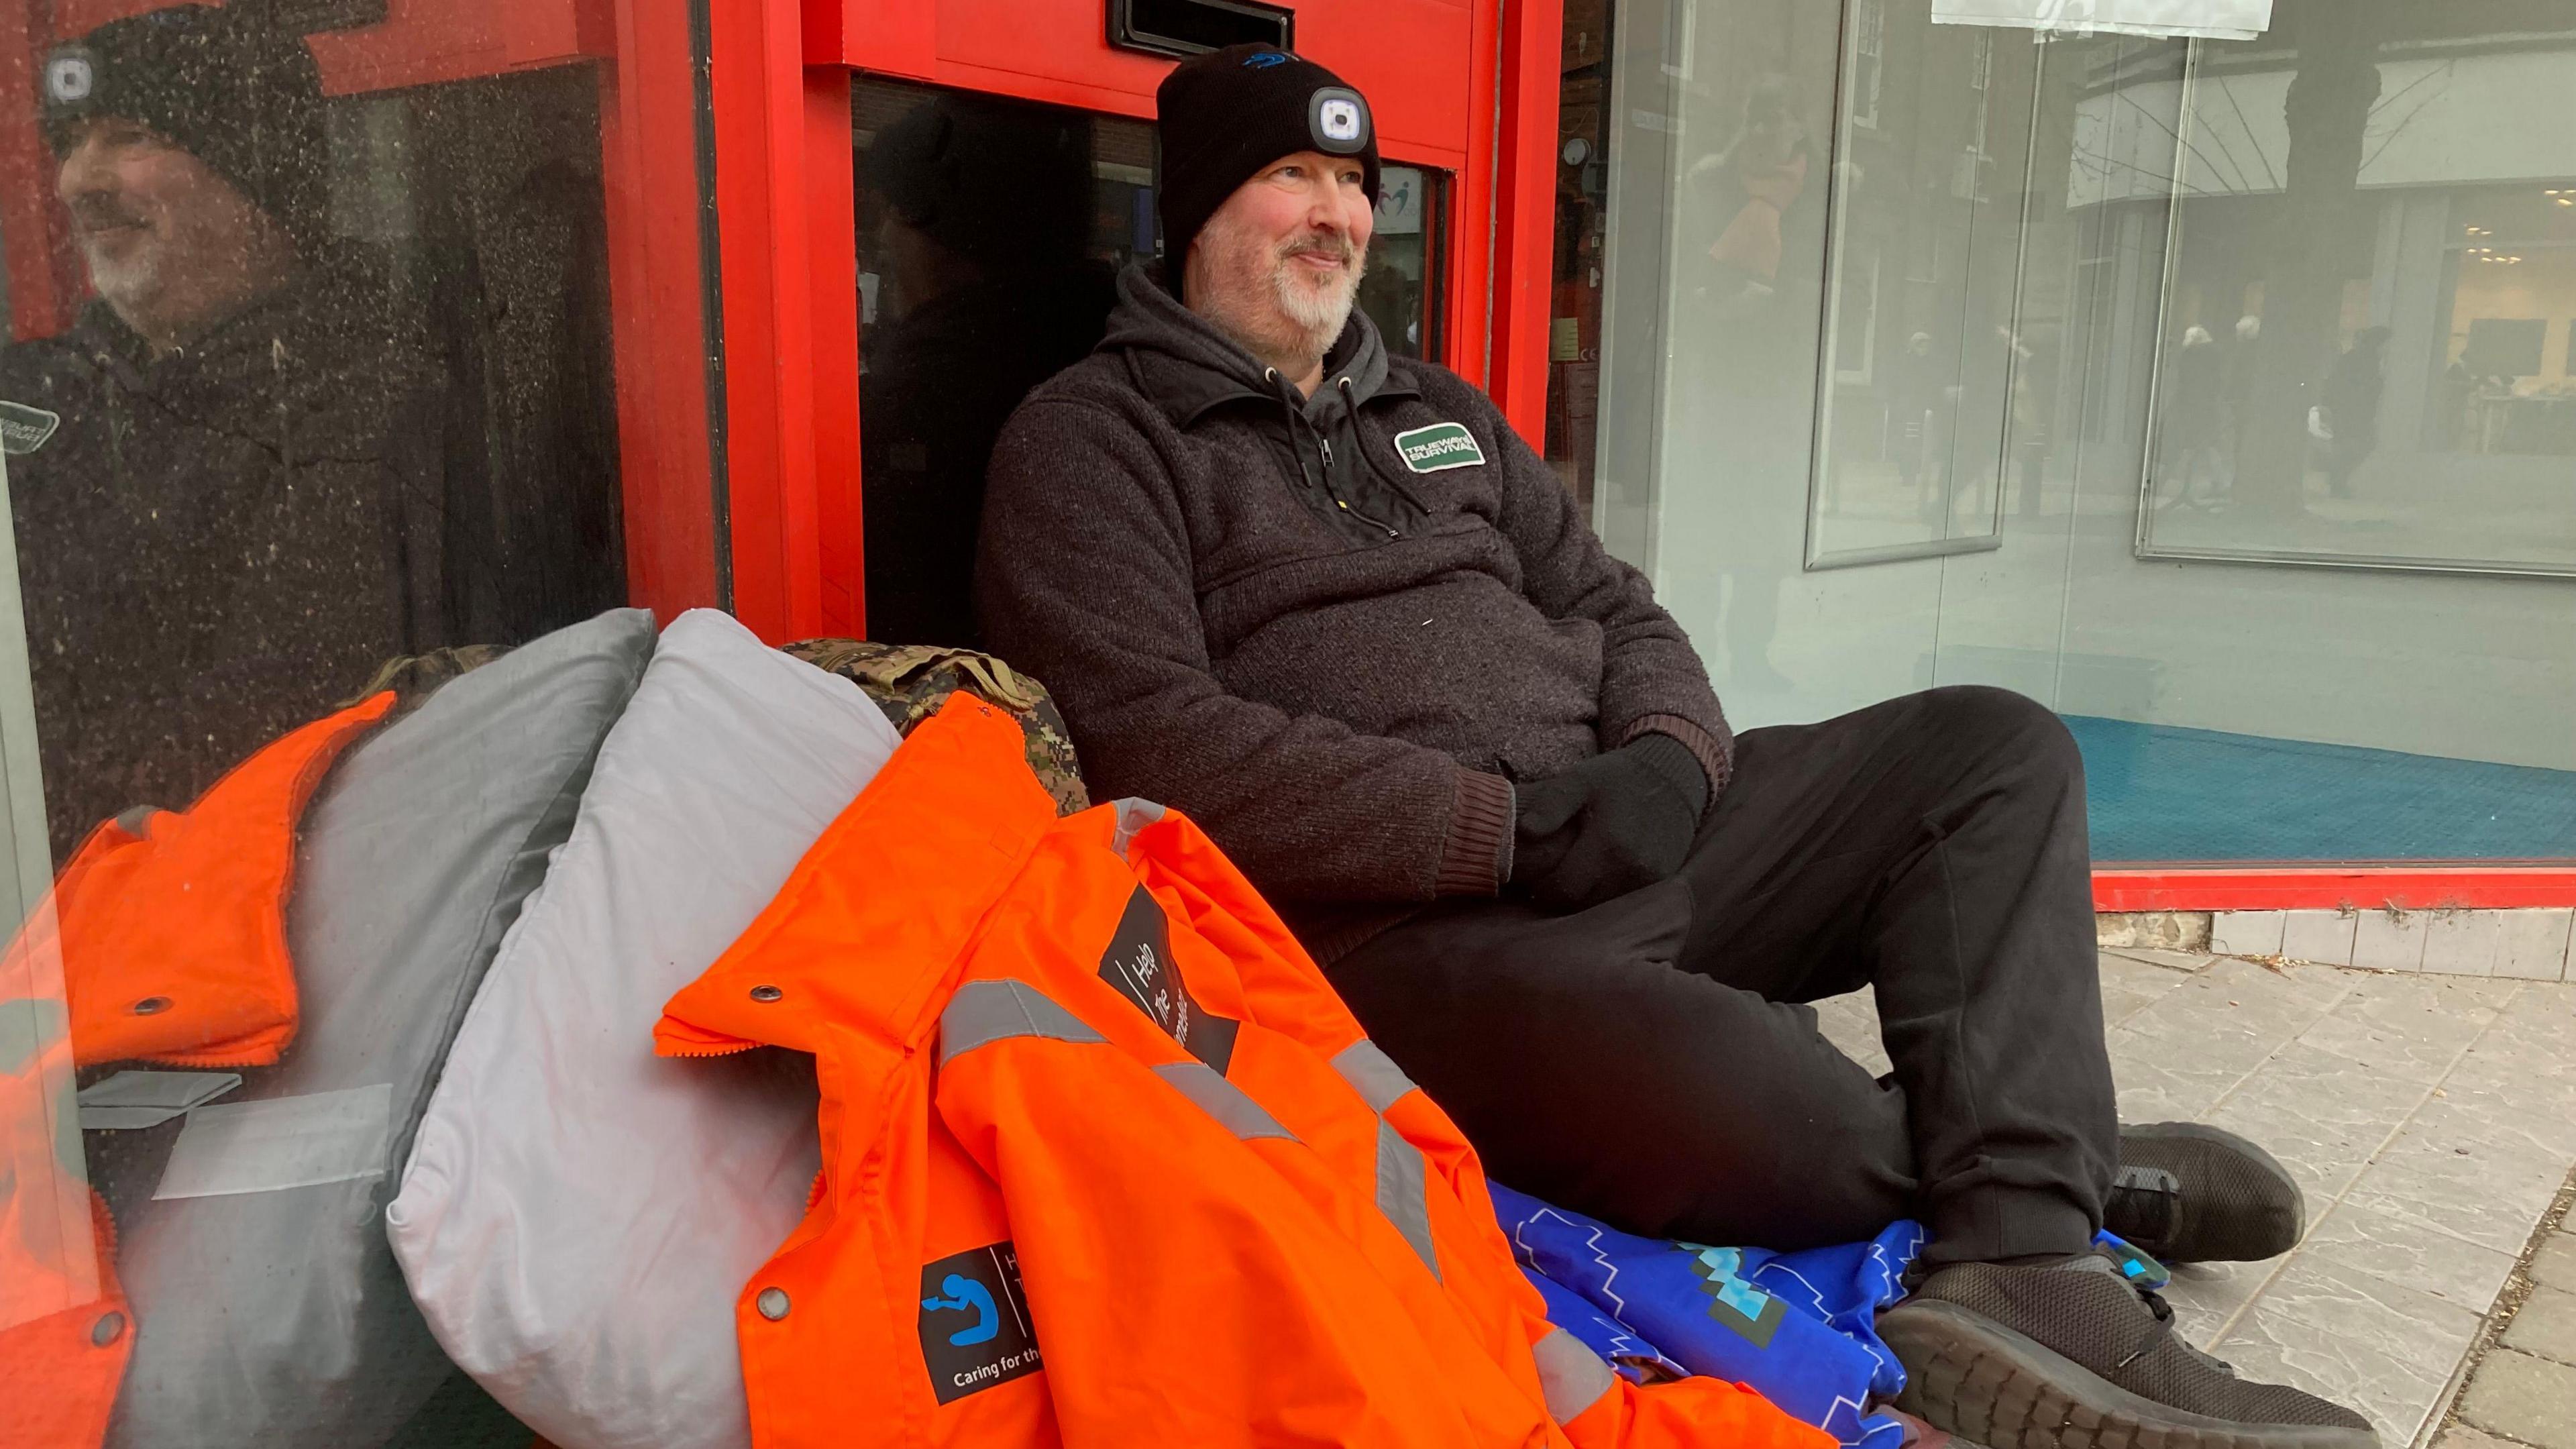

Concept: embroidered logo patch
[[919, 1242, 1042, 1404], [1393, 422, 1484, 474], [0, 400, 62, 456], [1097, 885, 1238, 1074]]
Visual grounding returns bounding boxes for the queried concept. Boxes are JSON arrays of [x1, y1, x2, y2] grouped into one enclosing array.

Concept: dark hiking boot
[[2109, 1122, 2304, 1263], [1880, 1250, 2377, 1449]]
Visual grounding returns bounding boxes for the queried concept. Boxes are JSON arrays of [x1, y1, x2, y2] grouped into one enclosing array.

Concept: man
[[2320, 326, 2391, 500], [977, 44, 2375, 1449], [1, 5, 461, 859]]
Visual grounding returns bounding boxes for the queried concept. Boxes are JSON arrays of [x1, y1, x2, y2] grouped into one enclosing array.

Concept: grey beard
[[85, 250, 162, 327], [1272, 252, 1363, 358]]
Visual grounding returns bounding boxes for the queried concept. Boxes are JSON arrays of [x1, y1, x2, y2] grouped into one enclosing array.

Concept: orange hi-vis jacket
[[657, 694, 1828, 1449], [37, 692, 391, 1069], [0, 694, 387, 1449]]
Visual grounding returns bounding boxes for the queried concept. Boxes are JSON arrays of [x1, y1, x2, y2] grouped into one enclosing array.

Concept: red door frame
[[1, 0, 1564, 646], [698, 0, 1569, 645]]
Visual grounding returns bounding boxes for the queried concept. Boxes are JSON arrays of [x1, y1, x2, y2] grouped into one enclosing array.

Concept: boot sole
[[2117, 1121, 2306, 1263], [1881, 1299, 2378, 1449]]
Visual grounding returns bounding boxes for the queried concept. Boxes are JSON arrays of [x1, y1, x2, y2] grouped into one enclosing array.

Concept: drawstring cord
[[1261, 366, 1423, 539]]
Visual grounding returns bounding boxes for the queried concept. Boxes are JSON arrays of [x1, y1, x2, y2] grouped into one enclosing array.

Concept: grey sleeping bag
[[105, 608, 656, 1448]]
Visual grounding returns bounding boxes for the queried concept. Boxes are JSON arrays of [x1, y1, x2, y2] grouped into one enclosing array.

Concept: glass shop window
[[0, 3, 645, 1442]]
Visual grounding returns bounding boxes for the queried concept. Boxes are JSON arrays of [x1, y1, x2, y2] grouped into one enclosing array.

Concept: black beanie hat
[[40, 5, 327, 239], [1155, 44, 1379, 292]]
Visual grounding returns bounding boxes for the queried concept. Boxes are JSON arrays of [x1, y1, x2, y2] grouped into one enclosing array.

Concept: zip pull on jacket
[[6, 692, 394, 1069], [658, 693, 1825, 1449]]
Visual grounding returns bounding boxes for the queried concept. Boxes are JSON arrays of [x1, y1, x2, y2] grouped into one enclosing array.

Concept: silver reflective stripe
[[938, 979, 1108, 1067], [1531, 1326, 1616, 1424], [1108, 798, 1167, 859], [1375, 1118, 1440, 1279], [1151, 1061, 1296, 1142], [1330, 1039, 1419, 1114]]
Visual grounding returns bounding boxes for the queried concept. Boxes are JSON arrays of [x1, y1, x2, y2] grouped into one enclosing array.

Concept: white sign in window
[[1931, 0, 2270, 40]]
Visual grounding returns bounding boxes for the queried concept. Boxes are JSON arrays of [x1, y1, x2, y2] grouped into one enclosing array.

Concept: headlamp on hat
[[38, 5, 327, 239], [1154, 44, 1383, 293]]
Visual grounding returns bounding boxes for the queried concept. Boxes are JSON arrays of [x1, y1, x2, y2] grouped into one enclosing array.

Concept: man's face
[[1185, 148, 1374, 366], [55, 116, 296, 350]]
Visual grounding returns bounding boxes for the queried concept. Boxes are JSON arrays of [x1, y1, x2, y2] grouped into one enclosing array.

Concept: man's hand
[[1509, 733, 1710, 912]]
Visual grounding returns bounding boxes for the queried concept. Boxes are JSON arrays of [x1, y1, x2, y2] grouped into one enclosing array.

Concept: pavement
[[1813, 947, 2576, 1448]]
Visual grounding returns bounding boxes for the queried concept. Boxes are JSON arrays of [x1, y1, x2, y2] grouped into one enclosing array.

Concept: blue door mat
[[2063, 715, 2576, 865]]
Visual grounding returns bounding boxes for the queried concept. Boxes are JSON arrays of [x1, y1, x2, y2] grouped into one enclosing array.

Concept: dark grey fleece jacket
[[975, 265, 1730, 956]]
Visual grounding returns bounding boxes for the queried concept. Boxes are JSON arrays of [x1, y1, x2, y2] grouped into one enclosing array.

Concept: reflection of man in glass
[[1688, 74, 1809, 319], [2319, 325, 2390, 498], [2162, 325, 2226, 505], [1886, 331, 1939, 502], [1, 5, 451, 859], [859, 94, 1118, 647]]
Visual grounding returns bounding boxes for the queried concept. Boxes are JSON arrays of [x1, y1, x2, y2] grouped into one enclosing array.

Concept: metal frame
[[1585, 0, 1680, 573], [1802, 15, 2020, 572], [1106, 0, 1295, 61], [2130, 38, 2576, 582]]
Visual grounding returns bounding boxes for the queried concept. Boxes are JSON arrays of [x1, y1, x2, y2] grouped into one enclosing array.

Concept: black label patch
[[0, 400, 62, 456], [1097, 885, 1238, 1074], [919, 1242, 1042, 1405]]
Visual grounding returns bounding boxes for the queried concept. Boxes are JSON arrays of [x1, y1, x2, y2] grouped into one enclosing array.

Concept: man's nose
[[56, 134, 115, 207], [1305, 190, 1358, 240]]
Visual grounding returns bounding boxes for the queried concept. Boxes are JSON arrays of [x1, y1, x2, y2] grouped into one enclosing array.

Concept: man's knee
[[1917, 684, 2082, 784]]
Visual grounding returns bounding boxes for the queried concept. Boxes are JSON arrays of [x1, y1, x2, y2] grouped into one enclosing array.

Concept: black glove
[[1509, 733, 1710, 912]]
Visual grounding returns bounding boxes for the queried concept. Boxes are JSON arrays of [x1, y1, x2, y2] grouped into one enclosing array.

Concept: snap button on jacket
[[28, 692, 392, 1068], [657, 694, 1825, 1449]]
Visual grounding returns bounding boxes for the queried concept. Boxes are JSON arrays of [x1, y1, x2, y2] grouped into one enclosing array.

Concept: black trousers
[[1326, 686, 2118, 1267]]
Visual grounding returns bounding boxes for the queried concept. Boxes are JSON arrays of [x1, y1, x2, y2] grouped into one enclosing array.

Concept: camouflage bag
[[780, 639, 1089, 815], [336, 643, 517, 718]]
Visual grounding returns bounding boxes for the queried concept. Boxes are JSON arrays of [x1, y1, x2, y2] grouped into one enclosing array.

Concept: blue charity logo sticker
[[917, 1241, 1042, 1404]]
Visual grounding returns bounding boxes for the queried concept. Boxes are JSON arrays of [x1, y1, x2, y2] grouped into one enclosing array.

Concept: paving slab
[[2100, 945, 2212, 974], [2432, 1426, 2527, 1449], [1799, 953, 2576, 1446], [2298, 1198, 2518, 1323], [2342, 1097, 2576, 1259], [2534, 1234, 2576, 1294], [2459, 1348, 2576, 1449], [2505, 1284, 2576, 1366], [2212, 1252, 2485, 1446], [2108, 956, 2354, 1122], [2199, 1040, 2436, 1204]]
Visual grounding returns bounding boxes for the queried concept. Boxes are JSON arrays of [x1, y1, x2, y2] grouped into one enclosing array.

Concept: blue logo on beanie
[[1242, 50, 1289, 67]]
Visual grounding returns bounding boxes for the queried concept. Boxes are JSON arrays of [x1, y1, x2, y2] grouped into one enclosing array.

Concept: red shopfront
[[0, 9, 1560, 1423], [1, 0, 1565, 649]]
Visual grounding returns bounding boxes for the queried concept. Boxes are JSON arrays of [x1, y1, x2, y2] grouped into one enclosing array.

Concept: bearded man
[[0, 4, 459, 859], [975, 44, 2373, 1449]]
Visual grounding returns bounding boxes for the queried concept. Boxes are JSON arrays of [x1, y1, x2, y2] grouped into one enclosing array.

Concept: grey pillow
[[105, 608, 656, 1449]]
